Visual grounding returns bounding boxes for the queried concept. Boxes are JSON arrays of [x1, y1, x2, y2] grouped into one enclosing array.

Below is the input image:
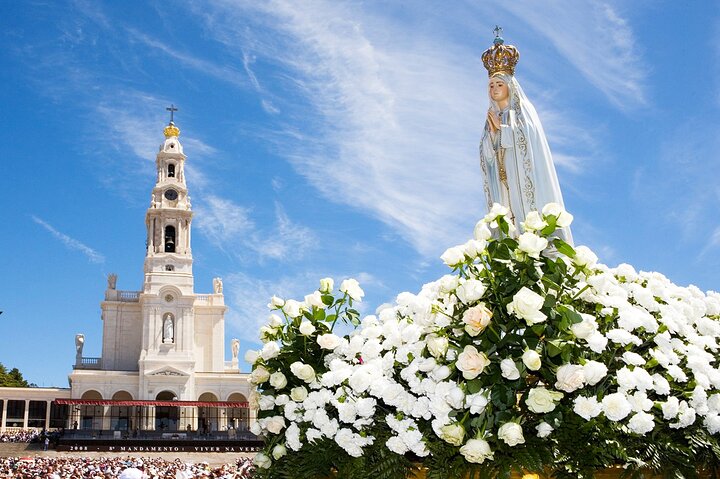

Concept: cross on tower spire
[[166, 104, 178, 124]]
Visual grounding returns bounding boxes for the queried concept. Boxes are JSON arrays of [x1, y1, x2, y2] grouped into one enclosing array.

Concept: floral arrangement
[[247, 203, 720, 479]]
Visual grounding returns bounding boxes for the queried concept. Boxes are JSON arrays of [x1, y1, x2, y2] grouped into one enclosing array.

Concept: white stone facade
[[67, 122, 251, 415]]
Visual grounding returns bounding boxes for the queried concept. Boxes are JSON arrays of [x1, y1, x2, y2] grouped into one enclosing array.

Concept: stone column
[[23, 400, 30, 429], [1, 400, 8, 433], [45, 401, 52, 430]]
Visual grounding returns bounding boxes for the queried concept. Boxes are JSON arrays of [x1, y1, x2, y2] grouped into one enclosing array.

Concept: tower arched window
[[168, 164, 175, 178], [164, 225, 176, 253]]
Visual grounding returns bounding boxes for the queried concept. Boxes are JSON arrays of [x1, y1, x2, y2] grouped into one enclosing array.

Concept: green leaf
[[547, 340, 563, 357], [321, 294, 334, 306], [467, 378, 483, 394], [553, 239, 576, 258]]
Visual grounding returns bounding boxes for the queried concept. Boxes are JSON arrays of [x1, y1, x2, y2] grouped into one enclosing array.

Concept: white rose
[[521, 211, 546, 232], [304, 291, 327, 309], [290, 386, 308, 402], [522, 349, 542, 371], [254, 453, 272, 469], [570, 315, 597, 339], [456, 345, 490, 380], [536, 421, 554, 438], [272, 444, 287, 460], [268, 296, 285, 309], [340, 278, 365, 301], [439, 423, 465, 446], [460, 438, 494, 464], [317, 333, 342, 350], [573, 396, 602, 420], [283, 299, 305, 318], [573, 246, 598, 268], [484, 203, 509, 222], [425, 334, 449, 359], [290, 361, 316, 383], [602, 392, 633, 421], [274, 394, 289, 406], [474, 220, 493, 241], [465, 392, 489, 415], [555, 364, 585, 393], [319, 277, 334, 294], [517, 232, 549, 259], [268, 314, 284, 328], [441, 246, 466, 267], [244, 349, 259, 365], [464, 239, 486, 258], [542, 202, 573, 227], [628, 411, 655, 435], [507, 287, 547, 325], [498, 422, 525, 446], [462, 303, 493, 336], [261, 342, 281, 361], [456, 279, 487, 304], [298, 321, 316, 336], [259, 326, 275, 342], [500, 358, 520, 380], [526, 387, 563, 413], [583, 361, 608, 386], [258, 395, 275, 411], [586, 332, 608, 353], [250, 366, 270, 384], [269, 372, 287, 389], [264, 415, 286, 434]]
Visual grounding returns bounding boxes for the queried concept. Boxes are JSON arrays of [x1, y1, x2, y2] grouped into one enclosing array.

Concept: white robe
[[479, 74, 572, 244]]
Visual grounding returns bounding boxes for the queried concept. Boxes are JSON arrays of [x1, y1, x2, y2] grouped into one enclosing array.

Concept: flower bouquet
[[247, 203, 720, 479]]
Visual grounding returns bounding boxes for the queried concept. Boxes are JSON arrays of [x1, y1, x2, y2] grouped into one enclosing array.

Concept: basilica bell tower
[[144, 117, 194, 294], [137, 113, 200, 400]]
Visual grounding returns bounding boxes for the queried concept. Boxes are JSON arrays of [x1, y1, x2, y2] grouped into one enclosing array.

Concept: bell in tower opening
[[164, 225, 176, 253], [168, 163, 175, 178]]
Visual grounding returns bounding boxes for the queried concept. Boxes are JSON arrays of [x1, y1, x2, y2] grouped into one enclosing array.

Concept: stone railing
[[104, 290, 141, 302], [74, 357, 102, 370], [118, 291, 140, 302]]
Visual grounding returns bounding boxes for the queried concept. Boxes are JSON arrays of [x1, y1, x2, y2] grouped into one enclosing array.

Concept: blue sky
[[1, 1, 718, 387]]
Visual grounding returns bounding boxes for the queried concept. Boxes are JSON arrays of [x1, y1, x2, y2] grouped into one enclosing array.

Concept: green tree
[[0, 362, 31, 387]]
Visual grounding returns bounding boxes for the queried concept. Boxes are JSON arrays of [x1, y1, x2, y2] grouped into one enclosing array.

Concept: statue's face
[[489, 77, 509, 103]]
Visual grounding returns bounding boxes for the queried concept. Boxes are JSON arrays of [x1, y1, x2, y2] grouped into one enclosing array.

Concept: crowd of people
[[0, 456, 254, 478], [0, 430, 40, 443]]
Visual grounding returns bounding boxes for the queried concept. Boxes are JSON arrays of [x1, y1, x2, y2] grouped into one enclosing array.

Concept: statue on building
[[107, 273, 117, 290], [163, 314, 174, 343], [75, 334, 85, 361], [479, 27, 572, 243], [213, 277, 223, 294], [231, 338, 240, 359]]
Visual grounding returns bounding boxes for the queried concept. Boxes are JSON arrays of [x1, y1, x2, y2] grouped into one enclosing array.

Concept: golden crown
[[482, 26, 520, 77], [163, 121, 180, 138]]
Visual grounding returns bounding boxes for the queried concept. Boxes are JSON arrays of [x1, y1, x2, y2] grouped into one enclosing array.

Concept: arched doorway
[[226, 393, 249, 432], [110, 391, 133, 431], [155, 390, 179, 431], [198, 392, 220, 434], [79, 390, 103, 430]]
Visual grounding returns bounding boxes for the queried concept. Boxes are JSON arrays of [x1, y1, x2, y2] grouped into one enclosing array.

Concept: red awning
[[54, 399, 249, 408]]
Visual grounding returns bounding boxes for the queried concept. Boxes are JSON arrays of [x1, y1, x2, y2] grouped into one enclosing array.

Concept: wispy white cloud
[[32, 215, 105, 264], [193, 195, 317, 262], [496, 1, 647, 110], [127, 28, 248, 90], [700, 226, 720, 258], [242, 50, 280, 114]]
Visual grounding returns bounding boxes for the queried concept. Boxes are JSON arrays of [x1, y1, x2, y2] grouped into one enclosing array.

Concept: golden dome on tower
[[163, 121, 180, 138]]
